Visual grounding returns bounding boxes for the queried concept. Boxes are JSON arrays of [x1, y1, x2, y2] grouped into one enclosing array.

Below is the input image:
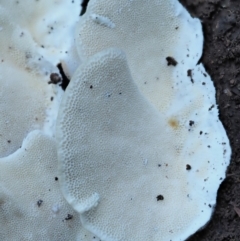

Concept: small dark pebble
[[48, 73, 61, 84]]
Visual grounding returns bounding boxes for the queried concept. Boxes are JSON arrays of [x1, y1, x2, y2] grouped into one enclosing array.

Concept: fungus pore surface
[[56, 0, 231, 240], [0, 0, 82, 157], [75, 0, 203, 113], [0, 0, 81, 76], [56, 47, 231, 241], [0, 130, 101, 241]]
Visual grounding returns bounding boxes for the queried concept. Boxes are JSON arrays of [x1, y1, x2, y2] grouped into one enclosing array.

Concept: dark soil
[[179, 0, 240, 240]]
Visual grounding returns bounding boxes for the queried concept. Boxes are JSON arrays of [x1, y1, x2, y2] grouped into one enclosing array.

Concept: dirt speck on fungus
[[179, 0, 240, 240], [166, 56, 178, 66], [156, 195, 164, 201], [168, 118, 179, 129], [37, 199, 43, 207], [64, 214, 73, 221]]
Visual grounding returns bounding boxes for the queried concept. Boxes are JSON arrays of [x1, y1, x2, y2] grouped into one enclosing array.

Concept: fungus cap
[[56, 48, 231, 241], [0, 0, 81, 77], [0, 131, 80, 240], [0, 130, 100, 241], [0, 0, 83, 156], [75, 0, 203, 112], [0, 6, 61, 157]]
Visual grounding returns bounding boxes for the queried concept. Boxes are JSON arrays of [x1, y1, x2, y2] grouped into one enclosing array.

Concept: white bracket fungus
[[75, 0, 203, 114], [0, 0, 231, 240], [0, 0, 81, 157], [56, 0, 231, 239], [0, 131, 80, 240], [56, 47, 230, 241], [0, 130, 100, 241], [0, 0, 81, 77], [0, 1, 104, 239], [0, 6, 58, 157]]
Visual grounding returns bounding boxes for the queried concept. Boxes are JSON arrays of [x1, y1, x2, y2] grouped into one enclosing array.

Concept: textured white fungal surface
[[57, 48, 231, 241], [0, 130, 101, 241], [0, 1, 105, 239], [0, 131, 75, 240], [0, 0, 81, 157], [55, 0, 232, 240], [75, 0, 203, 113], [0, 0, 81, 76], [0, 6, 60, 157], [0, 0, 232, 240]]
